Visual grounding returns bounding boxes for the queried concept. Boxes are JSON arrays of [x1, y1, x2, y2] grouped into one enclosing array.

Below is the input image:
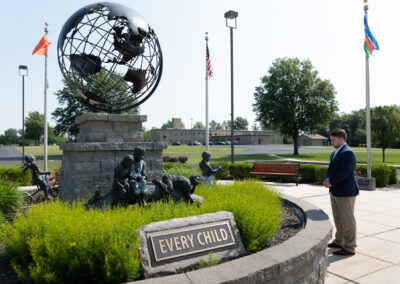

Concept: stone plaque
[[150, 221, 235, 262], [356, 176, 376, 191], [139, 211, 246, 278]]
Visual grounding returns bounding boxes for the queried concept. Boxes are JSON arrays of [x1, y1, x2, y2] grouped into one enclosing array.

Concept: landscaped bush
[[0, 181, 282, 283], [210, 162, 231, 180], [228, 163, 252, 180], [178, 156, 188, 163], [299, 165, 317, 183], [163, 163, 199, 178], [315, 166, 328, 184], [0, 168, 31, 186], [162, 156, 170, 162], [0, 180, 24, 217], [388, 166, 398, 185], [0, 211, 5, 225], [371, 165, 391, 187]]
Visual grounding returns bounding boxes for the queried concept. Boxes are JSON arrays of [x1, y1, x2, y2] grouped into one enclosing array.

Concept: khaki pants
[[330, 194, 357, 253]]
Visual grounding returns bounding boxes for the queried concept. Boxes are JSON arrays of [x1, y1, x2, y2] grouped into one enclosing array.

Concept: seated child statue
[[199, 151, 222, 186], [131, 146, 147, 206], [22, 154, 52, 199], [111, 155, 135, 207]]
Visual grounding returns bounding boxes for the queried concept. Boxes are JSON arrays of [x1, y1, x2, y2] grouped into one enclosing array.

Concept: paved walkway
[[268, 182, 400, 284]]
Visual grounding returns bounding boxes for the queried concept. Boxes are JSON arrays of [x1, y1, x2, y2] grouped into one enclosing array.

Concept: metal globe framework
[[57, 2, 163, 113]]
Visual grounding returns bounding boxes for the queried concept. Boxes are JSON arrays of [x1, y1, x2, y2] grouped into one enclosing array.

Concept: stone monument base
[[59, 113, 167, 201]]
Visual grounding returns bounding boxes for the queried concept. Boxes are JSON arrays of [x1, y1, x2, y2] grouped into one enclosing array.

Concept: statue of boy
[[153, 174, 202, 205], [199, 151, 221, 186], [131, 146, 147, 206], [111, 155, 135, 207], [22, 154, 52, 199]]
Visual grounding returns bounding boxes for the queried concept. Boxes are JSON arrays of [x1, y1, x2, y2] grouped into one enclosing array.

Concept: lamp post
[[224, 10, 238, 164], [18, 65, 28, 163], [190, 118, 193, 146]]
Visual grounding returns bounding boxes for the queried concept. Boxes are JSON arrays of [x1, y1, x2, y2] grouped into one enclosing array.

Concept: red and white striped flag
[[206, 43, 213, 78]]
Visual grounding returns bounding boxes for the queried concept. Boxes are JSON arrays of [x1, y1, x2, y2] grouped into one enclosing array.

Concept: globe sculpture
[[57, 2, 163, 113]]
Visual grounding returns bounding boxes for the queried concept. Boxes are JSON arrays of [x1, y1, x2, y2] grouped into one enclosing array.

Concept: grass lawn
[[187, 153, 280, 164], [163, 145, 246, 155], [279, 150, 400, 165], [15, 145, 62, 157], [0, 160, 62, 172]]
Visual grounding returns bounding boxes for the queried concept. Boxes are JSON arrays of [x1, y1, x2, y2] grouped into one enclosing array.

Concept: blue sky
[[1, 0, 398, 134]]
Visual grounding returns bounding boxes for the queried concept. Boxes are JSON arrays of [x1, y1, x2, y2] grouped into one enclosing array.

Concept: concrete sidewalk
[[269, 182, 400, 284]]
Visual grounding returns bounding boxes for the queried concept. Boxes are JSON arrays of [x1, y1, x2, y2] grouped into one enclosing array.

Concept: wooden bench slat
[[250, 163, 300, 186]]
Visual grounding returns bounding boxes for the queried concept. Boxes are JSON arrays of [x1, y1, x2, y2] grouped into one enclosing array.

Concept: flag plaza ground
[[264, 182, 400, 284]]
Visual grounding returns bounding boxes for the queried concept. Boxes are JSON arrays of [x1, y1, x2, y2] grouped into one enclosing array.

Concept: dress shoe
[[332, 248, 355, 256], [327, 242, 343, 249]]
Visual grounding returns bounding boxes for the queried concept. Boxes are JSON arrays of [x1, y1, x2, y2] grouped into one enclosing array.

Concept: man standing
[[323, 129, 359, 256]]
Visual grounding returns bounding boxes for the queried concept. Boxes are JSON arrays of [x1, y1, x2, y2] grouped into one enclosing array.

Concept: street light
[[224, 10, 238, 163], [190, 118, 193, 146], [18, 65, 28, 163]]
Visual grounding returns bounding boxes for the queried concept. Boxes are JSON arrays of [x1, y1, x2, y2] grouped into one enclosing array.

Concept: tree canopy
[[234, 116, 249, 130], [253, 57, 338, 155]]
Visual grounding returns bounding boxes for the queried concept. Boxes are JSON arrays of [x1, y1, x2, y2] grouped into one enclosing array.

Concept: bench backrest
[[253, 163, 299, 174]]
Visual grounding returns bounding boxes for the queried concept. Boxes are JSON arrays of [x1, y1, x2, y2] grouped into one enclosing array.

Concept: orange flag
[[32, 34, 51, 56]]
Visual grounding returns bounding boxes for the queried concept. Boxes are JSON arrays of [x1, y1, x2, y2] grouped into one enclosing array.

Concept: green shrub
[[163, 163, 200, 178], [299, 165, 317, 183], [372, 165, 391, 187], [198, 252, 220, 269], [228, 163, 252, 180], [388, 166, 398, 185], [210, 162, 230, 180], [315, 166, 328, 184], [0, 168, 31, 186], [0, 180, 24, 216], [0, 211, 5, 225], [1, 181, 282, 283]]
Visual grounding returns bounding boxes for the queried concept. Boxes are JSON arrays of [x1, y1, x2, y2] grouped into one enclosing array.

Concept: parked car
[[225, 141, 231, 145], [215, 141, 226, 145], [193, 141, 201, 146], [172, 141, 181, 146], [203, 141, 214, 145], [233, 141, 239, 145]]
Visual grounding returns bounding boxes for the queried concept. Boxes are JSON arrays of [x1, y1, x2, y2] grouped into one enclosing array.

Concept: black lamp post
[[224, 10, 238, 164], [18, 65, 28, 163]]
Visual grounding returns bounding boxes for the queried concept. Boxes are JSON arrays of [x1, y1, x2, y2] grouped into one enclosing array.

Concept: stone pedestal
[[59, 113, 167, 201], [356, 176, 376, 191]]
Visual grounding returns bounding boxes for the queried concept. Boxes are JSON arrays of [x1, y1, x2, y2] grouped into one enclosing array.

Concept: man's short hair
[[330, 129, 347, 141]]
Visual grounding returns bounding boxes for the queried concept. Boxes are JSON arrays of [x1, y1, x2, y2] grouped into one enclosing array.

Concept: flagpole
[[364, 3, 372, 178], [44, 23, 48, 171], [205, 32, 210, 151]]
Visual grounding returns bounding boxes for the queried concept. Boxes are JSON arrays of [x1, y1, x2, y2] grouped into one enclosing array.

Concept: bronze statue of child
[[131, 146, 147, 206], [199, 151, 221, 186], [111, 155, 135, 207], [22, 154, 52, 199]]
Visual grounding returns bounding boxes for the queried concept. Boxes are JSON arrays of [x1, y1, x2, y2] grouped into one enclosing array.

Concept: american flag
[[206, 43, 213, 78]]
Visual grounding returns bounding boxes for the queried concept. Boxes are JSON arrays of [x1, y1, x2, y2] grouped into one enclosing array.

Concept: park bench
[[250, 162, 300, 186]]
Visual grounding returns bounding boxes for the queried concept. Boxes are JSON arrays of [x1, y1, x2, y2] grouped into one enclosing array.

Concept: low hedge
[[163, 162, 199, 178], [0, 181, 282, 283], [0, 168, 31, 186], [210, 162, 231, 180], [299, 164, 397, 187], [0, 180, 24, 217], [228, 163, 253, 180]]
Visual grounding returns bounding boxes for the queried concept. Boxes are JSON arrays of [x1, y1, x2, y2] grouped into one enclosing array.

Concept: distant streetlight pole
[[18, 65, 28, 163], [224, 10, 238, 164], [191, 118, 193, 146]]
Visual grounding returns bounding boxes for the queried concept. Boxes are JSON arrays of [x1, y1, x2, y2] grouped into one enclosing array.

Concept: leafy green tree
[[0, 128, 20, 145], [193, 121, 205, 130], [253, 57, 338, 155], [142, 127, 151, 142], [52, 70, 139, 139], [371, 105, 400, 162], [222, 120, 231, 130], [25, 112, 45, 144], [251, 122, 260, 131], [234, 117, 249, 130], [209, 120, 222, 130]]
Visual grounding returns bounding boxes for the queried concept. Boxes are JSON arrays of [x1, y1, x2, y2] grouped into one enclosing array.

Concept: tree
[[253, 57, 338, 155], [193, 121, 205, 130], [142, 127, 151, 142], [371, 105, 400, 162], [222, 120, 231, 130], [0, 128, 20, 145], [161, 119, 185, 129], [251, 122, 260, 131], [25, 111, 45, 144], [52, 70, 139, 139], [209, 120, 222, 130], [234, 116, 249, 130]]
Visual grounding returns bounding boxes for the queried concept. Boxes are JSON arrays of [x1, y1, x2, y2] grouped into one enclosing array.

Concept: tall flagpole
[[44, 23, 49, 171], [364, 3, 372, 178], [205, 32, 210, 151]]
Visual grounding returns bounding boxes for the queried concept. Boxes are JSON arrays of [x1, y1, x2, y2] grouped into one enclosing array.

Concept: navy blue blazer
[[326, 144, 359, 197]]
